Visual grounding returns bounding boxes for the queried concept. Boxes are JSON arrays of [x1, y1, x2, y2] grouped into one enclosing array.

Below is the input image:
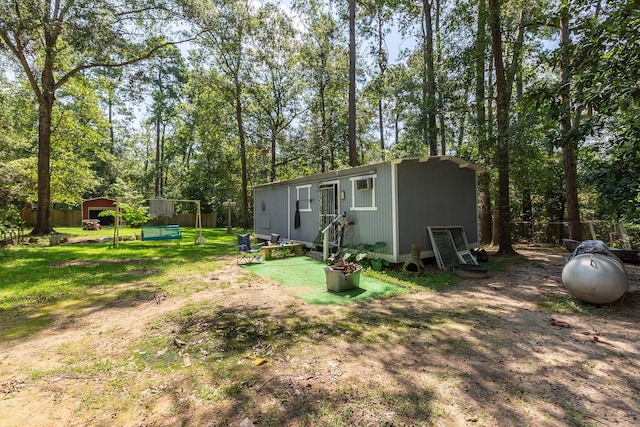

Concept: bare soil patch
[[1, 246, 639, 426], [49, 257, 162, 267]]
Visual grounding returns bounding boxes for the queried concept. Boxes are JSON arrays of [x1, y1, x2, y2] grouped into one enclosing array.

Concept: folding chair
[[237, 234, 263, 264]]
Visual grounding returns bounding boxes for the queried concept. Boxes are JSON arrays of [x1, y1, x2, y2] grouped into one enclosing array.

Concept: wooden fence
[[20, 210, 218, 228], [150, 213, 218, 228], [20, 210, 82, 227]]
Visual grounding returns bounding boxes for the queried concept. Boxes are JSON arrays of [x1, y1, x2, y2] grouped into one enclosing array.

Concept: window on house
[[296, 184, 312, 211], [350, 174, 377, 211]]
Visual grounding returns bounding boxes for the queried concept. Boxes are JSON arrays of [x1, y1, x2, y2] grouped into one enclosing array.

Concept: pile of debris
[[328, 257, 361, 274]]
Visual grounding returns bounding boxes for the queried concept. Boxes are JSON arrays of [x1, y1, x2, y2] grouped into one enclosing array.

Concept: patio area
[[242, 256, 406, 305]]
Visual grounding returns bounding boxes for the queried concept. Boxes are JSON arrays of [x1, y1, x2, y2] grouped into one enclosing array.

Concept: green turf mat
[[243, 256, 406, 305]]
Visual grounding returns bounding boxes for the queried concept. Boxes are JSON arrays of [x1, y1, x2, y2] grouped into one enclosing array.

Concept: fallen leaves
[[254, 358, 268, 366], [173, 337, 187, 348], [548, 318, 570, 328], [242, 355, 268, 366], [1, 378, 25, 397]]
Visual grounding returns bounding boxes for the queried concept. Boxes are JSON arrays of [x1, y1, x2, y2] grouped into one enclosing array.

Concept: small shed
[[82, 197, 116, 225], [253, 156, 485, 263]]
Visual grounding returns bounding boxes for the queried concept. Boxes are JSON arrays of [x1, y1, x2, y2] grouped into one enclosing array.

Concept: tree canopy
[[0, 0, 638, 245]]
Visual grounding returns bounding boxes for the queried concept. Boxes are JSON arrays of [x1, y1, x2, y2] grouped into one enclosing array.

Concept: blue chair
[[237, 234, 263, 264]]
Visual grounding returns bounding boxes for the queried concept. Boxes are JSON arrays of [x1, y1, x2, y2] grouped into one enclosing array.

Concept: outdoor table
[[82, 219, 101, 230], [262, 243, 303, 260]]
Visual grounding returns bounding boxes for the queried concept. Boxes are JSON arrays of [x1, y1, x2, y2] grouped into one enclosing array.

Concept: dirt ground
[[1, 245, 639, 426]]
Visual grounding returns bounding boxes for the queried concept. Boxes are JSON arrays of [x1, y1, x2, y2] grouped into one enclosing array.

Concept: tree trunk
[[476, 0, 492, 245], [491, 202, 500, 247], [348, 0, 357, 167], [439, 112, 445, 155], [108, 91, 115, 153], [522, 187, 532, 239], [319, 79, 327, 173], [480, 174, 493, 245], [33, 96, 55, 235], [377, 13, 386, 160], [436, 0, 445, 155], [487, 60, 495, 244], [563, 135, 581, 239], [378, 100, 385, 157], [422, 0, 437, 155], [31, 48, 56, 235], [456, 96, 467, 147], [559, 3, 582, 241], [270, 130, 277, 182], [488, 0, 516, 255], [155, 118, 161, 197], [234, 75, 249, 229], [160, 123, 166, 196]]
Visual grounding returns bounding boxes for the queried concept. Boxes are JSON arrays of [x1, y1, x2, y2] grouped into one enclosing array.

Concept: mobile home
[[253, 156, 485, 263]]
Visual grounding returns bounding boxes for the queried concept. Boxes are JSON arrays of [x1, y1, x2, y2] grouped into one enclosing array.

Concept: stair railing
[[321, 214, 345, 261]]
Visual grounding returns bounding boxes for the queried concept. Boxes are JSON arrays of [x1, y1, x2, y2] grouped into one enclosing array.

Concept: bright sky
[[276, 0, 416, 65]]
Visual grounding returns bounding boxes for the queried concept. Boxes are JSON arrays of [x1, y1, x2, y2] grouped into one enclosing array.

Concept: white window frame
[[349, 174, 377, 211], [296, 184, 312, 212]]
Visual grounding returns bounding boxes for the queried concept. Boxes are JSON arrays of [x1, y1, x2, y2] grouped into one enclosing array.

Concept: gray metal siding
[[291, 183, 320, 244], [254, 187, 289, 238], [341, 162, 394, 256], [397, 159, 479, 255], [253, 157, 481, 261], [255, 182, 322, 245]]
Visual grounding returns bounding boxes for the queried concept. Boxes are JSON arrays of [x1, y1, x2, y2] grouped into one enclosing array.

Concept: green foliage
[[248, 3, 305, 182], [0, 204, 24, 226], [0, 0, 638, 238], [121, 205, 152, 229], [99, 204, 151, 228], [581, 109, 640, 223], [338, 241, 390, 271], [0, 0, 195, 232], [141, 43, 188, 198], [573, 1, 640, 115], [176, 62, 239, 212], [0, 78, 38, 207], [296, 2, 350, 171]]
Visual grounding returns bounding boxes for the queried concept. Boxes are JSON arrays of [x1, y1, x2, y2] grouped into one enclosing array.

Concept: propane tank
[[562, 253, 628, 304]]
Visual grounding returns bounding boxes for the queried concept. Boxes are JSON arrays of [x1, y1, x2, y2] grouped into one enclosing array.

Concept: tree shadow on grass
[[4, 244, 639, 425], [135, 303, 444, 425], [0, 240, 229, 341], [134, 251, 640, 426]]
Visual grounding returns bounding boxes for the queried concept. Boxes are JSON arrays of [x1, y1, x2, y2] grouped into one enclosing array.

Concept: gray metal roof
[[253, 155, 486, 189]]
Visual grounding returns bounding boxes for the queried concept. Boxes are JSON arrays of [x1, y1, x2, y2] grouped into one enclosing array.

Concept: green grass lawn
[[0, 226, 465, 341], [3, 236, 627, 427], [0, 227, 239, 340]]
